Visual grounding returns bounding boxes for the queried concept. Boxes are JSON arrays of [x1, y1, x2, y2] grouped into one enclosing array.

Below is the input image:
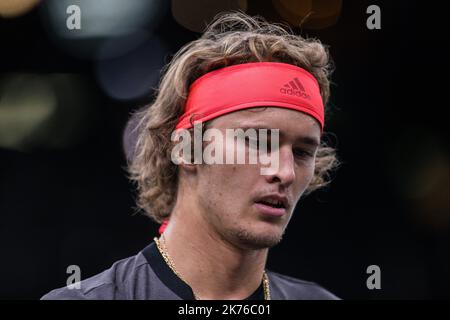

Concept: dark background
[[1, 0, 449, 299]]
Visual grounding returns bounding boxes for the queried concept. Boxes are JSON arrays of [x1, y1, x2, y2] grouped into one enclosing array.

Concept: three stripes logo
[[280, 77, 311, 100]]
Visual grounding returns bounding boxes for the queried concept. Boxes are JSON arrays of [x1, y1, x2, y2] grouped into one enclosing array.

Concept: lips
[[254, 194, 289, 217]]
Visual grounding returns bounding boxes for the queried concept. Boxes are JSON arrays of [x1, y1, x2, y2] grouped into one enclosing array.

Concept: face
[[192, 107, 321, 250]]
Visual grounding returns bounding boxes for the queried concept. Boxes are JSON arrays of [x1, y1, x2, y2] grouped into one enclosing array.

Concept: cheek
[[294, 162, 315, 193], [306, 161, 316, 182], [198, 165, 240, 193], [199, 164, 258, 201]]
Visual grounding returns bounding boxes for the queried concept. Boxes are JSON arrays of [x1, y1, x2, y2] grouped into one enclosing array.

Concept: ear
[[171, 141, 198, 174], [178, 161, 197, 173], [171, 129, 196, 169]]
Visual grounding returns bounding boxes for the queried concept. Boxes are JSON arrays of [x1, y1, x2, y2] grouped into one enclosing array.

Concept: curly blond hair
[[128, 11, 339, 223]]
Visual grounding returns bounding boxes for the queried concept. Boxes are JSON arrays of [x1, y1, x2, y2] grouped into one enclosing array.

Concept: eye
[[244, 136, 259, 149], [293, 147, 313, 159]]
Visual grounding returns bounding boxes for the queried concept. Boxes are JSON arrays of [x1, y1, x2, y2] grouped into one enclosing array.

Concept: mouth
[[253, 194, 289, 217]]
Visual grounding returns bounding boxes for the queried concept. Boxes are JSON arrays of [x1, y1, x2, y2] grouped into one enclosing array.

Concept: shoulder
[[41, 252, 149, 300], [267, 271, 340, 300]]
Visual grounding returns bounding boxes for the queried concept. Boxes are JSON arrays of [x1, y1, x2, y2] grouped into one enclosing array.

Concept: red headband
[[175, 62, 325, 131]]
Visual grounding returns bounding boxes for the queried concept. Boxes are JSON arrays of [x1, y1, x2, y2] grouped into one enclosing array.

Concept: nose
[[265, 146, 296, 187]]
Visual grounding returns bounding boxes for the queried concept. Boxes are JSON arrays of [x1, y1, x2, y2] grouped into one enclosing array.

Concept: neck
[[160, 200, 268, 300]]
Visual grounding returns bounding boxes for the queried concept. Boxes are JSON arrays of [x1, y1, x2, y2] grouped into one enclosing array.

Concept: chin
[[233, 227, 284, 250]]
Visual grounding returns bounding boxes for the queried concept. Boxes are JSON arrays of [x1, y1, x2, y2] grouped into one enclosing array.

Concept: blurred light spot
[[0, 74, 97, 151], [0, 0, 40, 18], [0, 74, 57, 149], [95, 36, 167, 101], [95, 30, 151, 61], [43, 0, 162, 38], [273, 0, 342, 29], [413, 153, 450, 230], [389, 128, 450, 230], [172, 0, 247, 33], [391, 130, 446, 200], [123, 108, 145, 164], [40, 0, 167, 60]]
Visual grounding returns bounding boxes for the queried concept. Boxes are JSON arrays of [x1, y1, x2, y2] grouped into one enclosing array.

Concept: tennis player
[[42, 11, 339, 300]]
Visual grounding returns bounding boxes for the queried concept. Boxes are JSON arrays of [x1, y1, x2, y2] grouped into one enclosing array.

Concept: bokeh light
[[0, 74, 57, 150], [0, 73, 97, 151], [122, 108, 145, 164], [0, 0, 40, 18], [272, 0, 342, 29], [95, 36, 167, 101], [171, 0, 247, 33], [389, 127, 450, 230], [40, 0, 167, 60]]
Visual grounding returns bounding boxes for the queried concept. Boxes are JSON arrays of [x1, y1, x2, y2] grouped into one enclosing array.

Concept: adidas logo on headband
[[280, 77, 311, 100]]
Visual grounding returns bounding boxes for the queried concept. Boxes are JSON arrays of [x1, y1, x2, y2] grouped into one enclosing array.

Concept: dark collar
[[141, 241, 265, 300]]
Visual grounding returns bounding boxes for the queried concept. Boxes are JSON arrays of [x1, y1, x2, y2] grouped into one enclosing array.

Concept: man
[[42, 11, 339, 300]]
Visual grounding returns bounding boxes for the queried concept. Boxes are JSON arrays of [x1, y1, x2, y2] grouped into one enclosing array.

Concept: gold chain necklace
[[153, 236, 271, 300]]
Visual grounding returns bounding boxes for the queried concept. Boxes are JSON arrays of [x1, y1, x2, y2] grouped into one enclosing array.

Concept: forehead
[[207, 107, 321, 142]]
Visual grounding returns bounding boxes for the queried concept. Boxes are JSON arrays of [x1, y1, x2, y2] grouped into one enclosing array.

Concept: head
[[129, 12, 339, 249]]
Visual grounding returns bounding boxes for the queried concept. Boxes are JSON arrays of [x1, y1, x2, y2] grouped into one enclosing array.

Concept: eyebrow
[[295, 136, 320, 148], [233, 125, 320, 147]]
